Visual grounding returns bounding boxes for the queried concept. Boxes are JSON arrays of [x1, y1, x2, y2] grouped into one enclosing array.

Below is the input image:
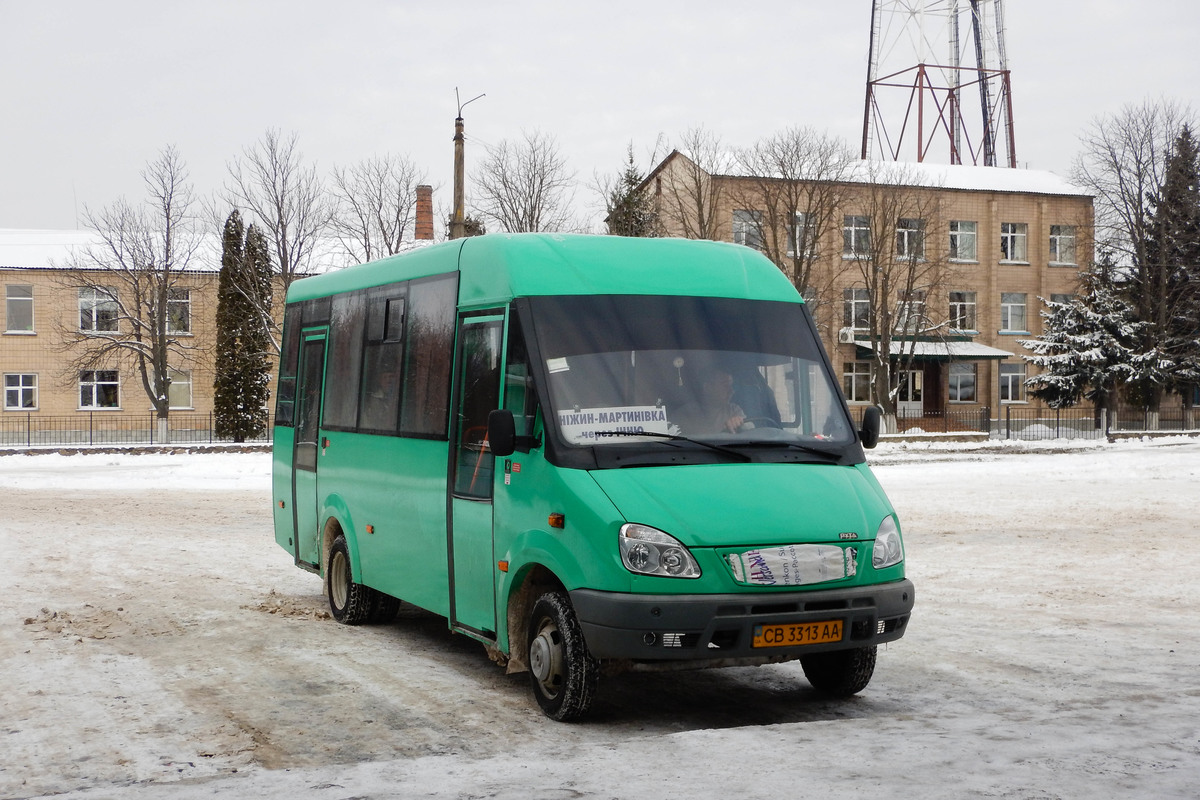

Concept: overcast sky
[[3, 0, 1198, 233]]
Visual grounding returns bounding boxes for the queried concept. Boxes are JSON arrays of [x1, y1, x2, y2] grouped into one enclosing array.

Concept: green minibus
[[272, 233, 913, 720]]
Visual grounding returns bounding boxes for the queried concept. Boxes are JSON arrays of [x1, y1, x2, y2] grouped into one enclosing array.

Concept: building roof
[[642, 150, 1091, 198], [0, 228, 103, 269], [857, 339, 1015, 361], [837, 160, 1091, 198], [0, 228, 435, 275]]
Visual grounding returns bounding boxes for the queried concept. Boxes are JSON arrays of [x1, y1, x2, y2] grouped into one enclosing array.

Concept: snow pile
[[2, 438, 1198, 799]]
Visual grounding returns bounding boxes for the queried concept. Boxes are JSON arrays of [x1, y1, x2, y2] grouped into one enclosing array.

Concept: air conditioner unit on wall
[[838, 328, 856, 345]]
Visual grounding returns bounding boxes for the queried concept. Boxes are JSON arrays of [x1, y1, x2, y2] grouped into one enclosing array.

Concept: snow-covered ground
[[2, 437, 1198, 799]]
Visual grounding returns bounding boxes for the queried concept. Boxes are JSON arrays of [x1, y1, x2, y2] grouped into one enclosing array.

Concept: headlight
[[619, 523, 701, 578], [871, 515, 904, 569]]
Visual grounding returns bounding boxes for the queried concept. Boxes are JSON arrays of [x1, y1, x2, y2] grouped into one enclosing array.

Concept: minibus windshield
[[525, 295, 857, 458]]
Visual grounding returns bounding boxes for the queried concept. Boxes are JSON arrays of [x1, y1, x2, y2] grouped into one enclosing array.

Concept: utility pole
[[450, 90, 485, 240]]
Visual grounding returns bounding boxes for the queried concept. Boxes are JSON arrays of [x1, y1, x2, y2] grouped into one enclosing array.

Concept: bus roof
[[285, 233, 801, 307]]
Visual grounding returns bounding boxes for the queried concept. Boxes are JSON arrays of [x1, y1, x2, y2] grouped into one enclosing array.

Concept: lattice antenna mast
[[862, 0, 1016, 167]]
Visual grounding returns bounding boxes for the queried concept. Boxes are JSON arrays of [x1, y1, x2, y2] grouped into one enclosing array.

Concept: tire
[[327, 535, 373, 625], [527, 591, 599, 721], [801, 645, 877, 697], [369, 591, 401, 624]]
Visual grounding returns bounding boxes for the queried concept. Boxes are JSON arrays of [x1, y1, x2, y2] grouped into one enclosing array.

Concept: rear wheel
[[527, 591, 598, 721], [369, 591, 402, 624], [327, 535, 373, 625], [801, 645, 877, 696]]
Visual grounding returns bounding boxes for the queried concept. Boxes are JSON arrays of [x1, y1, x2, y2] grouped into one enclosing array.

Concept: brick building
[[1, 229, 222, 425], [644, 152, 1095, 421], [2, 185, 438, 440]]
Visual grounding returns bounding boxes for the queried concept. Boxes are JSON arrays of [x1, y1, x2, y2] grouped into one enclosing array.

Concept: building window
[[949, 291, 977, 331], [156, 369, 193, 410], [1000, 222, 1028, 262], [896, 218, 925, 259], [79, 287, 119, 333], [80, 370, 120, 409], [843, 362, 871, 403], [1049, 293, 1074, 305], [949, 220, 977, 261], [1000, 362, 1026, 403], [843, 215, 871, 258], [843, 288, 871, 330], [4, 373, 37, 410], [788, 212, 815, 258], [732, 209, 763, 250], [6, 285, 34, 332], [895, 290, 927, 333], [1000, 292, 1027, 332], [167, 288, 191, 334], [1049, 225, 1076, 265], [948, 362, 976, 402]]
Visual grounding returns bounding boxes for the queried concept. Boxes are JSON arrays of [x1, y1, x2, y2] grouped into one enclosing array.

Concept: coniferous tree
[[1021, 262, 1145, 425], [214, 211, 273, 441], [604, 145, 660, 237], [214, 211, 245, 439], [242, 222, 274, 435], [1143, 126, 1200, 410]]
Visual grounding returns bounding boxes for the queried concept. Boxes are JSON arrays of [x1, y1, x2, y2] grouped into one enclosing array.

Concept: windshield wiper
[[592, 430, 752, 462], [730, 439, 844, 459]]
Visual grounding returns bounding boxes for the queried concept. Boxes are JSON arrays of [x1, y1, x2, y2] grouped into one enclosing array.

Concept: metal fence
[[852, 406, 1112, 440], [0, 413, 273, 448], [996, 407, 1106, 440], [892, 407, 992, 435], [1110, 408, 1199, 432]]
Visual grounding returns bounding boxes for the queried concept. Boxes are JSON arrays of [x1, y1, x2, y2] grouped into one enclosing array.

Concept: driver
[[675, 369, 750, 435]]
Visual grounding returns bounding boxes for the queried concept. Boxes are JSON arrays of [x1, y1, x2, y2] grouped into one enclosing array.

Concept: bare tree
[[227, 129, 333, 281], [840, 163, 960, 419], [223, 129, 332, 352], [55, 146, 205, 442], [656, 127, 735, 240], [1073, 99, 1194, 270], [1072, 98, 1197, 418], [730, 127, 856, 323], [474, 130, 577, 232], [330, 153, 427, 263]]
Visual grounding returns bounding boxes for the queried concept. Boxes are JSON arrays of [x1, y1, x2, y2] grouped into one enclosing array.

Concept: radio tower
[[862, 0, 1017, 167]]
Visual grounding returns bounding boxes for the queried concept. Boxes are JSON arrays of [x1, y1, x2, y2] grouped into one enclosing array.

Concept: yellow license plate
[[752, 620, 843, 648]]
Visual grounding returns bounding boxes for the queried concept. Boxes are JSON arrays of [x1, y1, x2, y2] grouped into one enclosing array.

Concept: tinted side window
[[358, 290, 406, 433], [323, 291, 367, 429], [400, 273, 457, 436], [276, 304, 303, 427]]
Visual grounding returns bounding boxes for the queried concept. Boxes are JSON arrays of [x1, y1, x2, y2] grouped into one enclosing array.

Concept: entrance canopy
[[855, 340, 1014, 361]]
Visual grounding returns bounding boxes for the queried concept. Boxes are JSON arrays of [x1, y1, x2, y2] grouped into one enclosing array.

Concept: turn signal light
[[548, 513, 565, 529]]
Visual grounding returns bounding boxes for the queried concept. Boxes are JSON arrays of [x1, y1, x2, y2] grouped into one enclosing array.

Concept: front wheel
[[527, 591, 599, 721], [801, 645, 877, 696]]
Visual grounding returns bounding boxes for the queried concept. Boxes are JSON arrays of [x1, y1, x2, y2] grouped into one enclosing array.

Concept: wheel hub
[[529, 626, 562, 685]]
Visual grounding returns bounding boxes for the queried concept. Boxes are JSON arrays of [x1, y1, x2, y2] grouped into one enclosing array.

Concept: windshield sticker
[[726, 544, 857, 587], [558, 405, 671, 444], [546, 357, 570, 374]]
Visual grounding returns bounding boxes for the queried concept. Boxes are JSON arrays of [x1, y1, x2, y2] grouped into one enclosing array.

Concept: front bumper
[[571, 579, 914, 662]]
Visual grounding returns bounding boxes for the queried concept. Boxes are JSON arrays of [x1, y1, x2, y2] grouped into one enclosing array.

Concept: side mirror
[[487, 409, 516, 457], [860, 406, 881, 449]]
